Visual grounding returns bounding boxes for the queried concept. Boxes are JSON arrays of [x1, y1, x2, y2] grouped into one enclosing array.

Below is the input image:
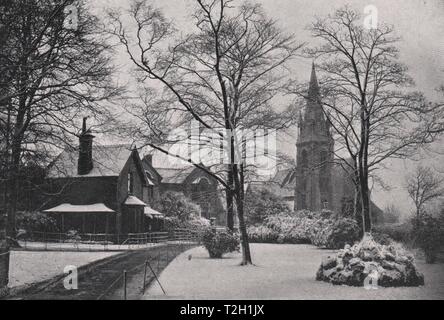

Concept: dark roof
[[48, 144, 134, 178], [155, 167, 196, 184]]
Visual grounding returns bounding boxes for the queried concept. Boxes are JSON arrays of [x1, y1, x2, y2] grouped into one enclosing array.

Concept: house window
[[128, 172, 134, 194]]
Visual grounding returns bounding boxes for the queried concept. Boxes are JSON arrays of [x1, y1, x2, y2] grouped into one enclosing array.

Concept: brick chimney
[[77, 117, 95, 175]]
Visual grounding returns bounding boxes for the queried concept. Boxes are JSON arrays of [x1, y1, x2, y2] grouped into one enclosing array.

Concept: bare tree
[[0, 0, 118, 245], [406, 165, 444, 218], [290, 6, 441, 234], [422, 84, 444, 136], [107, 0, 302, 264]]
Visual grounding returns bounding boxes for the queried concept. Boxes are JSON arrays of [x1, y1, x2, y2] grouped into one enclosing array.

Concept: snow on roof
[[47, 144, 133, 178], [44, 203, 115, 214], [124, 195, 147, 206], [146, 174, 155, 186], [144, 206, 164, 218]]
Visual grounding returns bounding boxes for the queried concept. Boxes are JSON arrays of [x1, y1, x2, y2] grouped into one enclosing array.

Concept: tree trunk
[[353, 183, 364, 237], [358, 106, 372, 235], [233, 163, 252, 265], [360, 176, 371, 233], [0, 240, 9, 297], [6, 141, 21, 245], [226, 165, 234, 231], [236, 195, 252, 265]]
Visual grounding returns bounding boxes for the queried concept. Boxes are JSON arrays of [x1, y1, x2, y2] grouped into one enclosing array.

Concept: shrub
[[153, 192, 201, 222], [306, 217, 331, 247], [201, 229, 240, 258], [317, 235, 425, 287], [324, 218, 360, 249], [255, 210, 358, 249], [247, 226, 279, 243], [16, 211, 58, 234], [371, 231, 393, 245], [265, 212, 313, 243], [66, 230, 81, 242], [411, 214, 444, 263], [164, 215, 210, 230], [373, 222, 412, 243], [245, 188, 291, 225]]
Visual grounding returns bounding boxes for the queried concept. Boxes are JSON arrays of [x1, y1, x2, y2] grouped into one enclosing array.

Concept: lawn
[[8, 251, 121, 289], [143, 243, 444, 300]]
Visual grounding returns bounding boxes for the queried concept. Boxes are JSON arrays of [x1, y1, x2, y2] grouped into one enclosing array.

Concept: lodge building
[[43, 118, 224, 236]]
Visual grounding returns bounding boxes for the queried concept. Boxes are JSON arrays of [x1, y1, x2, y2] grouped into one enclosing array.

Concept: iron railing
[[15, 229, 201, 252]]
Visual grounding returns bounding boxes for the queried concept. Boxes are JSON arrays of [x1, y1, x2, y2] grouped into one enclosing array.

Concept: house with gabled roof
[[141, 151, 225, 225], [43, 118, 162, 236]]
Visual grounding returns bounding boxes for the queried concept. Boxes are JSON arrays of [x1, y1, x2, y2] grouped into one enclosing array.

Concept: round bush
[[201, 229, 240, 258], [326, 218, 360, 249]]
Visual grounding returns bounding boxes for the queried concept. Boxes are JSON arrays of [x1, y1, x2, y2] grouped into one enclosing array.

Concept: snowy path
[[143, 243, 444, 300]]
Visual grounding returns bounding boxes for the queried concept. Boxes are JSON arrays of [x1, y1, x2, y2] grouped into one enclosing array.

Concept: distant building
[[44, 118, 160, 235], [141, 151, 225, 225], [294, 63, 336, 212], [261, 65, 382, 220], [41, 118, 225, 235]]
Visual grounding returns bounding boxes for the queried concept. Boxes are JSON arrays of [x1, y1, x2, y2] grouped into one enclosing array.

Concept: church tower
[[295, 63, 334, 211]]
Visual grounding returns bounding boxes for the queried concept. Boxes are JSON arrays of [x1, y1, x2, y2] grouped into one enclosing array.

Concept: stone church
[[264, 64, 381, 218], [294, 63, 335, 212]]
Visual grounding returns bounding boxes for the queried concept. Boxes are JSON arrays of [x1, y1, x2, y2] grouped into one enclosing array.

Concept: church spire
[[308, 62, 320, 101]]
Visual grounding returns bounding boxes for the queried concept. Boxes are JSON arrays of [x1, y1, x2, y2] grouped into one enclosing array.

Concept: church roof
[[308, 62, 320, 99]]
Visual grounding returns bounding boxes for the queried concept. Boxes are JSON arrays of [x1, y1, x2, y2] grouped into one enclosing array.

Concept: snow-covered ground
[[8, 251, 121, 289], [143, 243, 444, 300]]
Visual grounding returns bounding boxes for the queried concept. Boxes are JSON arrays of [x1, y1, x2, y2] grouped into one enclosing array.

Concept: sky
[[90, 0, 444, 217]]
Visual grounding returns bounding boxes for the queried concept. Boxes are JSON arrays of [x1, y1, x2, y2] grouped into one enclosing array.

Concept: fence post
[[123, 270, 127, 300], [143, 260, 148, 293]]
